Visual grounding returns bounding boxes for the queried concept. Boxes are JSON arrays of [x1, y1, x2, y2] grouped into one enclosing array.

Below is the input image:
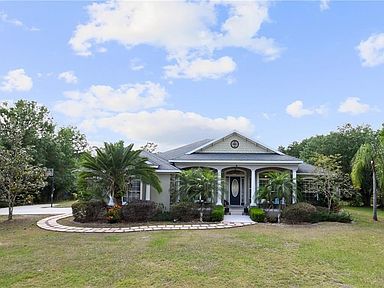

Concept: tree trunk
[[328, 198, 332, 212], [372, 161, 378, 221], [8, 204, 13, 220], [199, 193, 203, 222], [362, 190, 371, 207]]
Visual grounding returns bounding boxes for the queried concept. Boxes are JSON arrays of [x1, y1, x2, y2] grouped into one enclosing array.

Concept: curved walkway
[[37, 214, 255, 233]]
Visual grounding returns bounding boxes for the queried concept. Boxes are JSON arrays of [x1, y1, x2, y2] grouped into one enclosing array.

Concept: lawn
[[0, 207, 383, 288]]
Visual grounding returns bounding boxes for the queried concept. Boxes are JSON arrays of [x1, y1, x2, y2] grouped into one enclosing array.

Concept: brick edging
[[36, 214, 255, 233]]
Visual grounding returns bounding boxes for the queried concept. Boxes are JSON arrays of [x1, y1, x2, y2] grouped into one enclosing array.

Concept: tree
[[280, 123, 375, 206], [141, 142, 158, 153], [281, 123, 373, 174], [257, 171, 293, 222], [178, 168, 218, 222], [78, 141, 162, 205], [351, 131, 384, 220], [0, 146, 46, 220], [51, 127, 88, 199], [0, 100, 88, 202], [313, 154, 353, 211]]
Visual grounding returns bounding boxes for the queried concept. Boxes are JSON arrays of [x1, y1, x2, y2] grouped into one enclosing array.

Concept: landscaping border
[[37, 214, 255, 233]]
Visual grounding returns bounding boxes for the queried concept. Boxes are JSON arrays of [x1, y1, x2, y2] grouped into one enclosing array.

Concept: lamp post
[[46, 168, 55, 208], [370, 160, 377, 221]]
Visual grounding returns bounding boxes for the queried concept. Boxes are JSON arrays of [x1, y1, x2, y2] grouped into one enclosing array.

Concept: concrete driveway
[[0, 204, 72, 215]]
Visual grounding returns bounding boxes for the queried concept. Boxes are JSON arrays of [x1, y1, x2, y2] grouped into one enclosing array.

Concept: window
[[122, 179, 141, 204], [301, 178, 319, 204]]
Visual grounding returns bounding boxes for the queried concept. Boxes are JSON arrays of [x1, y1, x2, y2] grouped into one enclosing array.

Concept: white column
[[139, 181, 143, 200], [146, 184, 151, 201], [216, 168, 222, 205], [250, 168, 256, 206], [256, 171, 260, 205], [292, 169, 297, 204]]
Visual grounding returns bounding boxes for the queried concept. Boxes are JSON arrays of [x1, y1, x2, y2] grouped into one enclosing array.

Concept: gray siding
[[202, 135, 269, 153], [150, 173, 171, 211]]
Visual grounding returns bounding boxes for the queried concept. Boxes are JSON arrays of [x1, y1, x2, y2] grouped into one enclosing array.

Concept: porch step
[[229, 208, 245, 215]]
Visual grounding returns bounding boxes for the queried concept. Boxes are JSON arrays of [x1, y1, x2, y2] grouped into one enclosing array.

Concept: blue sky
[[0, 1, 383, 151]]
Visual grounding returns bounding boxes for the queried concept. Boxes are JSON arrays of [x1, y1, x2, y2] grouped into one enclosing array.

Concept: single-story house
[[124, 132, 317, 211]]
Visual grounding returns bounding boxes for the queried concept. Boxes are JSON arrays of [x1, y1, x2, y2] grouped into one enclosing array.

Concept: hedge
[[249, 207, 265, 222], [211, 205, 224, 222], [311, 210, 352, 223], [121, 200, 161, 222], [170, 202, 200, 222]]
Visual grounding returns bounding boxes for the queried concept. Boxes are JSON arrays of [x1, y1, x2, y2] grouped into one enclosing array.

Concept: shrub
[[170, 202, 199, 222], [106, 205, 122, 223], [151, 211, 172, 222], [249, 207, 265, 222], [121, 200, 161, 222], [311, 210, 353, 223], [264, 210, 279, 223], [210, 205, 224, 222], [281, 202, 317, 224], [72, 199, 106, 222]]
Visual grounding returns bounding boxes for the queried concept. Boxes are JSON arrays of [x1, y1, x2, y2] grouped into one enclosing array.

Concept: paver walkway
[[37, 214, 255, 233]]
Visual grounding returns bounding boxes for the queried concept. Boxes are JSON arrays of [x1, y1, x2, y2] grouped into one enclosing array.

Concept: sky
[[0, 0, 383, 151]]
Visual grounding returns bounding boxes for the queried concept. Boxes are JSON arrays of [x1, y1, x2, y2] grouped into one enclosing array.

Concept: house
[[124, 132, 316, 211]]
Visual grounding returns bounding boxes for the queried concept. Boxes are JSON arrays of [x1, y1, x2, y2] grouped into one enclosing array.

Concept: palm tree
[[257, 171, 293, 222], [178, 168, 218, 222], [351, 132, 384, 221], [78, 141, 162, 205]]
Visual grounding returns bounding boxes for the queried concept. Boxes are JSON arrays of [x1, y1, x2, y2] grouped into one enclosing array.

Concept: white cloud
[[89, 109, 254, 149], [0, 69, 33, 92], [130, 58, 145, 71], [164, 56, 236, 80], [320, 0, 330, 11], [0, 11, 39, 31], [261, 112, 277, 120], [55, 81, 167, 118], [357, 33, 384, 67], [58, 71, 78, 84], [286, 100, 327, 118], [338, 97, 370, 115], [69, 1, 280, 79]]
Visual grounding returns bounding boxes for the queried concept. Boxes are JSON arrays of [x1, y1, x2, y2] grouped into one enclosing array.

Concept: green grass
[[1, 208, 384, 287]]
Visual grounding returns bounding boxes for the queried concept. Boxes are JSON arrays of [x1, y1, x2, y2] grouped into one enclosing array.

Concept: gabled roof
[[158, 139, 213, 160], [186, 131, 283, 155], [140, 150, 180, 172]]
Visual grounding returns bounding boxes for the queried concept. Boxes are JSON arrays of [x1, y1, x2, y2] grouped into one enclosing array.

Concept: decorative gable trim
[[186, 131, 284, 155]]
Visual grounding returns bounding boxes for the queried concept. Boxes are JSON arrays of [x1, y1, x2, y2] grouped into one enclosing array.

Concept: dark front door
[[230, 177, 241, 205]]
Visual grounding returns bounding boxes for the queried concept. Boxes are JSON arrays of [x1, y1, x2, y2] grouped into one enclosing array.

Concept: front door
[[230, 177, 241, 205]]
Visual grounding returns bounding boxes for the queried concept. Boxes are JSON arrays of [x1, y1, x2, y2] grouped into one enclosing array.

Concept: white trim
[[216, 169, 222, 205], [292, 169, 297, 204], [155, 169, 180, 173], [250, 168, 256, 206], [170, 160, 303, 164], [139, 181, 143, 200], [185, 131, 284, 155], [146, 184, 151, 201]]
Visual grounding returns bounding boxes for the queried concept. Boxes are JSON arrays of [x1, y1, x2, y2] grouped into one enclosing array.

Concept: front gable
[[187, 132, 281, 154]]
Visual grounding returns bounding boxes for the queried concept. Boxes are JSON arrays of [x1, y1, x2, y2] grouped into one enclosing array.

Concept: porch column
[[216, 168, 222, 205], [146, 184, 151, 201], [140, 181, 143, 200], [292, 169, 297, 204], [250, 168, 256, 206]]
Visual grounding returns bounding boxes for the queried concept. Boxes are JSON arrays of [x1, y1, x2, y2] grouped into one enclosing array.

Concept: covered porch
[[214, 165, 298, 208]]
